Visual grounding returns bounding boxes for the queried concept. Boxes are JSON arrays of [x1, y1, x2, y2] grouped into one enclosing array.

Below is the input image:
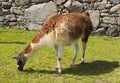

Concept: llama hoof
[[81, 61, 84, 64], [57, 72, 61, 76], [55, 67, 59, 71], [55, 68, 61, 76]]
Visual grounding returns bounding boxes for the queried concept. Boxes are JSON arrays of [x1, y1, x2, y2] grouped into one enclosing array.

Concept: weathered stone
[[83, 0, 96, 3], [101, 13, 109, 17], [94, 0, 107, 10], [118, 14, 120, 17], [103, 17, 118, 24], [0, 22, 3, 25], [88, 10, 100, 28], [101, 9, 109, 13], [15, 0, 30, 6], [110, 14, 118, 17], [2, 2, 11, 9], [106, 25, 120, 37], [110, 0, 120, 4], [6, 14, 17, 22], [100, 23, 109, 28], [26, 22, 42, 30], [89, 3, 94, 9], [53, 0, 67, 5], [64, 0, 72, 8], [25, 1, 57, 30], [9, 22, 17, 26], [93, 28, 106, 36], [15, 0, 18, 5], [31, 0, 50, 3], [2, 9, 10, 15], [10, 7, 23, 15], [0, 1, 2, 6], [110, 4, 120, 14], [70, 1, 83, 12], [9, 0, 15, 3], [105, 3, 112, 8], [82, 3, 89, 10], [0, 16, 4, 21], [3, 0, 9, 1], [17, 15, 24, 22], [118, 17, 120, 25]]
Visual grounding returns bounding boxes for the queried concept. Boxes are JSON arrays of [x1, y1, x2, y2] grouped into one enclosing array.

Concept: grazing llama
[[13, 12, 93, 75]]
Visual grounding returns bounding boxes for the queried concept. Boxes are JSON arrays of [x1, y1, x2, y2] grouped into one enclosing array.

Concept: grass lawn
[[0, 27, 120, 83]]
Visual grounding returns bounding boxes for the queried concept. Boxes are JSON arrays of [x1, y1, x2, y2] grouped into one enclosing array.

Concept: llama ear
[[12, 56, 17, 59]]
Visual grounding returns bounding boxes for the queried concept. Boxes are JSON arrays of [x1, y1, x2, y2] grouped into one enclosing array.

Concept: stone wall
[[0, 0, 120, 37]]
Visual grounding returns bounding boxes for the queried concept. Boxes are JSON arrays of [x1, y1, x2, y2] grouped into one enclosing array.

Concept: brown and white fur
[[13, 12, 93, 75]]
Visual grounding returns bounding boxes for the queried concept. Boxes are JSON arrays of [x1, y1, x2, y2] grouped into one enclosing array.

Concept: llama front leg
[[56, 45, 64, 75], [71, 41, 79, 66]]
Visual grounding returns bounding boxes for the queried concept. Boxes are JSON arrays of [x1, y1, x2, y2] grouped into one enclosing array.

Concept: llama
[[13, 12, 93, 75]]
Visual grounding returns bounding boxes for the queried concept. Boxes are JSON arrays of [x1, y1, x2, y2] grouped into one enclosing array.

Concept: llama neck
[[21, 43, 38, 58], [21, 34, 54, 58]]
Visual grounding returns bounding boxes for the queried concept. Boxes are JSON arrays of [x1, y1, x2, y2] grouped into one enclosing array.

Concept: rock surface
[[31, 0, 50, 3], [103, 17, 118, 24], [70, 1, 83, 12], [110, 4, 120, 14], [25, 1, 57, 30], [89, 10, 100, 28], [0, 0, 120, 36], [106, 25, 120, 37]]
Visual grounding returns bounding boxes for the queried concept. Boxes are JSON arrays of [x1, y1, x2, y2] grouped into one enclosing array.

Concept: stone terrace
[[0, 0, 120, 37]]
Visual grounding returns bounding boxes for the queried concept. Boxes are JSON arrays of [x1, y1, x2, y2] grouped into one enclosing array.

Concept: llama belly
[[50, 29, 77, 46]]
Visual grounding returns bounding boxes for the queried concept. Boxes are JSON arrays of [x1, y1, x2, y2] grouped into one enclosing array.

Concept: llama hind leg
[[71, 41, 79, 66], [81, 35, 89, 64], [81, 41, 86, 64]]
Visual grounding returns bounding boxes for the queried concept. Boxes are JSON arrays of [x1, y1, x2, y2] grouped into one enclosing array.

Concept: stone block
[[2, 9, 10, 15], [70, 1, 83, 12], [6, 14, 17, 22], [106, 25, 120, 37], [25, 1, 58, 30], [53, 0, 67, 5], [88, 10, 100, 28], [118, 17, 120, 25], [93, 28, 106, 36], [0, 16, 4, 22], [110, 4, 120, 14], [110, 0, 120, 4], [9, 22, 17, 26], [10, 7, 23, 15], [94, 0, 107, 10], [31, 0, 50, 3], [26, 22, 42, 30], [2, 2, 11, 9], [15, 0, 30, 6], [103, 17, 118, 24]]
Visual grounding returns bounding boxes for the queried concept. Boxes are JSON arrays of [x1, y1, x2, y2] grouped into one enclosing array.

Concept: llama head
[[13, 52, 27, 71]]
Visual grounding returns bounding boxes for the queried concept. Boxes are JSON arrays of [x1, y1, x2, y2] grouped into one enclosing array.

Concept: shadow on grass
[[62, 60, 119, 75], [23, 60, 119, 76], [23, 68, 55, 74], [0, 42, 26, 44]]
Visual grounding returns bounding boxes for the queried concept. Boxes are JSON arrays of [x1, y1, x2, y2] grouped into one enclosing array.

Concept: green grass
[[0, 27, 120, 83]]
